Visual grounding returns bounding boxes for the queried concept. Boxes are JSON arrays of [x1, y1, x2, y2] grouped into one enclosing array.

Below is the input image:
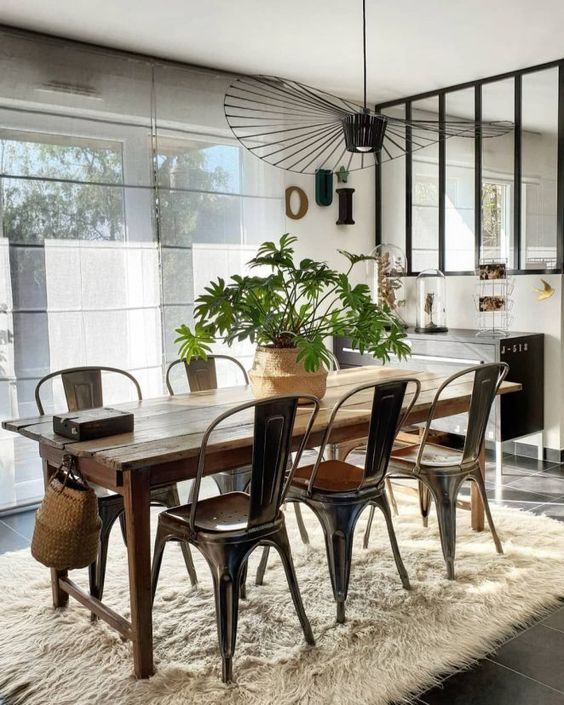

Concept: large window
[[376, 63, 562, 274], [0, 30, 284, 511]]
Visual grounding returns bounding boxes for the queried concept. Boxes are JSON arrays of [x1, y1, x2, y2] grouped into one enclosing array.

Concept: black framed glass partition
[[481, 78, 515, 268], [445, 88, 475, 272], [411, 97, 440, 272], [376, 60, 564, 275], [379, 105, 406, 258], [521, 68, 559, 269]]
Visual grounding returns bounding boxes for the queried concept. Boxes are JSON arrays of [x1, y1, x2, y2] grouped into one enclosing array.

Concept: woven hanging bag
[[31, 454, 101, 570]]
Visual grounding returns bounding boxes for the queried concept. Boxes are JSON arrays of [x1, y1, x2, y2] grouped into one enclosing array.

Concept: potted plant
[[175, 234, 410, 399]]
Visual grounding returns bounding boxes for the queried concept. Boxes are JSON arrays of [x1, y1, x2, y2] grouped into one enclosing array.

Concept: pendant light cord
[[362, 0, 367, 111]]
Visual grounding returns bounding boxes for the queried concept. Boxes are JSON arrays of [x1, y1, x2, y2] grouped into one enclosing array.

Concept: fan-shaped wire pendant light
[[224, 0, 512, 175]]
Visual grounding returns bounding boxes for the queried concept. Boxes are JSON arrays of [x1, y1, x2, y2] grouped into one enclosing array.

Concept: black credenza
[[334, 329, 544, 447]]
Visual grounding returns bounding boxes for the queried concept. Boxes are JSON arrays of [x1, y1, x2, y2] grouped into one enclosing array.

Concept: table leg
[[42, 460, 69, 608], [123, 467, 154, 678], [471, 444, 486, 531]]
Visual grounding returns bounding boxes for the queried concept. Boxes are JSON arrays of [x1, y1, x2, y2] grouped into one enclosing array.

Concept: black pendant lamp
[[342, 111, 387, 153], [342, 0, 387, 154], [224, 2, 513, 174]]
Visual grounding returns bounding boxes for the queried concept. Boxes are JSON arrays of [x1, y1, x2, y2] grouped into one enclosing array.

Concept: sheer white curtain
[[0, 30, 284, 510]]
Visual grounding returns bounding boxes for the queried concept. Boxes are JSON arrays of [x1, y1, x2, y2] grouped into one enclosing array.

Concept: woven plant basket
[[31, 456, 101, 571], [249, 346, 328, 400]]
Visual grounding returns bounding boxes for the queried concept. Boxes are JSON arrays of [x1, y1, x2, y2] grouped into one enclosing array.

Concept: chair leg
[[213, 468, 253, 495], [255, 545, 270, 585], [309, 500, 363, 624], [240, 561, 248, 600], [178, 541, 198, 586], [386, 478, 399, 516], [151, 521, 170, 606], [255, 501, 311, 584], [210, 563, 243, 683], [419, 481, 432, 528], [371, 493, 410, 590], [292, 502, 310, 544], [426, 475, 464, 580], [118, 513, 128, 545], [363, 505, 376, 549], [90, 495, 125, 616], [157, 485, 198, 586], [88, 561, 98, 622], [213, 473, 234, 494], [471, 470, 503, 554], [91, 522, 113, 609], [269, 527, 315, 645]]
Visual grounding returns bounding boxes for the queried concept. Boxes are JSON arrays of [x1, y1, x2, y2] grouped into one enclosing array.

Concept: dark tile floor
[[1, 452, 563, 704]]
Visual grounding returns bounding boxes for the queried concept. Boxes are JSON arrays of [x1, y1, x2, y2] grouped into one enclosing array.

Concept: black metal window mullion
[[557, 64, 564, 270], [438, 94, 446, 272], [514, 75, 522, 270], [405, 101, 413, 274], [474, 84, 482, 270]]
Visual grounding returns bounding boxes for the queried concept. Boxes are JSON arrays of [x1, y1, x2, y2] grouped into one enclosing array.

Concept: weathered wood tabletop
[[2, 365, 521, 679]]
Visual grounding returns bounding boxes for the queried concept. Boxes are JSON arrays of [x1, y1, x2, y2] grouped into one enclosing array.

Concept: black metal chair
[[257, 377, 421, 624], [166, 354, 311, 544], [35, 366, 197, 608], [364, 363, 508, 580], [151, 394, 319, 682], [166, 354, 249, 396], [323, 352, 400, 515], [166, 355, 251, 495]]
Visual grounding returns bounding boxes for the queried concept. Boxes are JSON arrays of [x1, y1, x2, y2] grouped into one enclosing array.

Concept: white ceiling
[[1, 0, 564, 104]]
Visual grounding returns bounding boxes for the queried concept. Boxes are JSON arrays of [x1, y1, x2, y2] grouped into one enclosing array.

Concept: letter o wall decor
[[285, 186, 309, 219]]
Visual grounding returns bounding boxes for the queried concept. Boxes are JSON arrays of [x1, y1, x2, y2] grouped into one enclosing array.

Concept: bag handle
[[53, 454, 89, 493]]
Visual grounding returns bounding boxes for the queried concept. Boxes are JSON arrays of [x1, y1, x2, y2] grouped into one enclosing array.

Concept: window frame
[[375, 59, 564, 276]]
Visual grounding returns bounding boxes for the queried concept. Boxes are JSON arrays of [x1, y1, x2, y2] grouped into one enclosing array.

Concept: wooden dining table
[[3, 365, 520, 679]]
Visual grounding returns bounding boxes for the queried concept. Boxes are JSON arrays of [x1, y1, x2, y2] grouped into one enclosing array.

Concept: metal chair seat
[[293, 460, 366, 493], [166, 491, 252, 533], [389, 443, 465, 472]]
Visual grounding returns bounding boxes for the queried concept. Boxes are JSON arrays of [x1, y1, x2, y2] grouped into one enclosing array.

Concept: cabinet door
[[500, 336, 544, 440]]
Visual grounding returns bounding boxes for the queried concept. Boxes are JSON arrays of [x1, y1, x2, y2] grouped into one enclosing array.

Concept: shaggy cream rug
[[1, 500, 564, 705]]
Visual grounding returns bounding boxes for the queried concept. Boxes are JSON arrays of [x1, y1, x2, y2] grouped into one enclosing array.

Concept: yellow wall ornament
[[534, 279, 556, 301]]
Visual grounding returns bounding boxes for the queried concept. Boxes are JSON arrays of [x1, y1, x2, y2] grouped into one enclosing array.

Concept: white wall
[[283, 169, 376, 285]]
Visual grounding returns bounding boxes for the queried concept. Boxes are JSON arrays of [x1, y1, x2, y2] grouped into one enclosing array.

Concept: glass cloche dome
[[415, 269, 448, 333], [366, 244, 407, 323]]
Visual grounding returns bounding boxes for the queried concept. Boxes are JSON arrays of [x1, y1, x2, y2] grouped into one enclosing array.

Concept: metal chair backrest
[[166, 355, 249, 395], [35, 366, 142, 415], [306, 377, 421, 495], [189, 395, 319, 531], [416, 362, 509, 469]]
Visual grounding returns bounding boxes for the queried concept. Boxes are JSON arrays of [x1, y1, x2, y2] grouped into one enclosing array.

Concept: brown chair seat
[[293, 460, 364, 492], [169, 491, 251, 532]]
